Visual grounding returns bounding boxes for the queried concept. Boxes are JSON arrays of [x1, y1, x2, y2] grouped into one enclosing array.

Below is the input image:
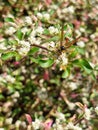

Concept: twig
[[32, 44, 51, 52]]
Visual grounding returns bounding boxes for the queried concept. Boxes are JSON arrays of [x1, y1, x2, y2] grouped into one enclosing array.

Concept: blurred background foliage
[[0, 0, 98, 129]]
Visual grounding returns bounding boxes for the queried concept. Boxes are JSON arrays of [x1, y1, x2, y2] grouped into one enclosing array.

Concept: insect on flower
[[57, 23, 81, 54], [32, 23, 80, 55]]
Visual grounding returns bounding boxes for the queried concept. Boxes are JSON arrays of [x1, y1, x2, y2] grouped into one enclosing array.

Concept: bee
[[32, 23, 80, 55], [58, 23, 80, 54]]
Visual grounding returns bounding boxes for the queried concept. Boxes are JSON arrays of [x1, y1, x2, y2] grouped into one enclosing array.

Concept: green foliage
[[1, 51, 17, 60]]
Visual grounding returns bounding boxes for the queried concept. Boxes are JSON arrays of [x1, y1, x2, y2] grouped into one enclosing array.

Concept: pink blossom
[[25, 114, 32, 125], [73, 20, 81, 29], [42, 119, 53, 130], [71, 93, 79, 98], [45, 0, 52, 6], [13, 61, 20, 66], [43, 70, 49, 81]]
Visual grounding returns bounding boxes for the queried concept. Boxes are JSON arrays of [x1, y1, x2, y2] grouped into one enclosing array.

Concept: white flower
[[24, 16, 32, 25], [75, 30, 81, 37], [84, 108, 91, 120], [18, 41, 30, 56], [18, 47, 30, 56], [21, 27, 28, 34], [56, 112, 65, 121], [95, 106, 98, 115], [5, 118, 13, 125], [32, 119, 41, 130], [36, 26, 44, 34], [37, 12, 43, 19], [15, 120, 21, 127], [5, 27, 16, 35], [5, 75, 15, 83], [60, 53, 68, 65], [80, 27, 85, 32], [20, 41, 30, 48], [90, 34, 96, 39], [69, 82, 77, 90], [43, 13, 50, 21], [0, 43, 7, 50], [11, 91, 20, 98], [48, 26, 59, 34], [67, 6, 75, 13], [68, 102, 75, 110], [76, 41, 85, 48], [65, 122, 75, 130], [65, 122, 82, 130]]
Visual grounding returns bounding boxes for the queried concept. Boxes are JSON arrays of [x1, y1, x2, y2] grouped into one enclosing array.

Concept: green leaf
[[15, 29, 24, 40], [8, 40, 18, 45], [79, 59, 93, 70], [63, 25, 67, 30], [39, 59, 54, 68], [72, 59, 93, 72], [4, 17, 14, 22], [1, 52, 17, 60], [25, 29, 32, 37], [62, 67, 70, 78], [28, 47, 39, 55], [43, 29, 50, 35], [68, 23, 73, 29], [69, 50, 78, 58], [76, 47, 85, 55]]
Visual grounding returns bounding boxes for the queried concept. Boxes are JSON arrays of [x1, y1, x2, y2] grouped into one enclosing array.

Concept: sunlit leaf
[[4, 17, 14, 22], [15, 29, 24, 40], [39, 59, 54, 68], [1, 52, 17, 60], [62, 67, 70, 78]]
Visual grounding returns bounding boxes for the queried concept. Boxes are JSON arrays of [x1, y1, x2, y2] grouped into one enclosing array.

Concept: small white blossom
[[0, 43, 7, 50], [5, 118, 13, 125], [65, 122, 82, 130], [18, 47, 30, 56], [76, 41, 85, 48], [5, 27, 16, 35], [56, 112, 65, 121], [15, 120, 21, 127], [95, 106, 98, 115], [32, 119, 41, 130], [60, 53, 68, 65], [69, 82, 77, 90], [80, 27, 85, 32], [48, 26, 59, 34], [68, 102, 75, 110], [75, 30, 81, 37], [24, 16, 32, 25], [67, 6, 75, 13], [43, 13, 50, 21], [36, 26, 44, 34], [84, 108, 91, 120], [5, 75, 15, 83], [21, 27, 28, 34], [11, 91, 20, 98], [20, 41, 30, 48], [90, 34, 96, 39], [37, 12, 43, 19]]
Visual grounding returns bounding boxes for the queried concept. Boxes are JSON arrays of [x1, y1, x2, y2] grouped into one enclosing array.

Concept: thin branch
[[31, 44, 52, 52]]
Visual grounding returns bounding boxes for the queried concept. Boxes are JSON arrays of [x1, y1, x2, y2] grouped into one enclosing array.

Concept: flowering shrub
[[0, 0, 98, 130]]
